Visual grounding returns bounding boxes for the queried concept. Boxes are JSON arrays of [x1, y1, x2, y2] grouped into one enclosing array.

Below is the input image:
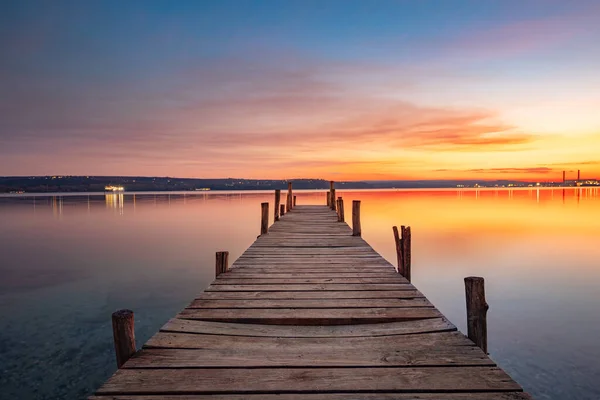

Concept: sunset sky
[[1, 0, 599, 181]]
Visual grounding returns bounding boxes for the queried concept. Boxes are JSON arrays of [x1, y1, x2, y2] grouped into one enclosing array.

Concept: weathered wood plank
[[196, 290, 425, 300], [188, 298, 433, 309], [212, 277, 409, 284], [125, 345, 493, 368], [146, 330, 472, 350], [205, 284, 415, 291], [158, 317, 456, 337], [96, 367, 523, 394], [216, 272, 404, 278], [177, 307, 442, 325], [91, 393, 533, 400]]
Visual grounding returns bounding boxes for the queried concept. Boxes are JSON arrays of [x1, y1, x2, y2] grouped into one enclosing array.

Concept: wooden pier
[[91, 196, 530, 399]]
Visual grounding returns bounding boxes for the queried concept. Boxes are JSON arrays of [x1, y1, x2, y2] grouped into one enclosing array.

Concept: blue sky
[[1, 0, 599, 179]]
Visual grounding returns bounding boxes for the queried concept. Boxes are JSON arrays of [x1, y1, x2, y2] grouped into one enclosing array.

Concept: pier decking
[[91, 204, 530, 399]]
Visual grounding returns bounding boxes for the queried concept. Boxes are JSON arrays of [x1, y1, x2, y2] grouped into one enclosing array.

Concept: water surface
[[1, 189, 599, 399]]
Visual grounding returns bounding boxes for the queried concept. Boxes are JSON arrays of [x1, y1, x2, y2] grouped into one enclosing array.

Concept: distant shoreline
[[1, 186, 596, 198], [1, 176, 596, 194]]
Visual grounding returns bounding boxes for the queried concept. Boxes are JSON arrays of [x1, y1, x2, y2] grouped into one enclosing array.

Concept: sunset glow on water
[[1, 189, 599, 399]]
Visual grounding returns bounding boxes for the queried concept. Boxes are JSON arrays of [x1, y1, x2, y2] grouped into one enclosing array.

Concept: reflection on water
[[0, 189, 599, 399]]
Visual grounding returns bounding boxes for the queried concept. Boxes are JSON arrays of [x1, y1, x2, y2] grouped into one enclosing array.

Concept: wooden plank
[[125, 345, 493, 368], [196, 290, 425, 300], [158, 317, 456, 337], [205, 284, 415, 291], [212, 277, 409, 284], [96, 367, 523, 394], [216, 272, 403, 278], [146, 330, 472, 349], [177, 307, 442, 324], [188, 298, 433, 309], [91, 393, 533, 400]]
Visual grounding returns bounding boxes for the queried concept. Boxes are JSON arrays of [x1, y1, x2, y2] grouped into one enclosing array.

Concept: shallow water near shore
[[1, 188, 599, 399]]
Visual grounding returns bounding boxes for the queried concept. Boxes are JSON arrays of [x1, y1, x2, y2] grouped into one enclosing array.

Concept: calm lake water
[[1, 188, 599, 399]]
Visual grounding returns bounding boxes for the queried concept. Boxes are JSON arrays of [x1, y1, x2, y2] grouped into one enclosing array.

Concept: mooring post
[[280, 204, 285, 216], [287, 182, 293, 211], [260, 202, 269, 235], [293, 195, 297, 207], [402, 226, 411, 281], [327, 191, 331, 207], [274, 189, 281, 221], [392, 226, 411, 281], [352, 200, 361, 236], [329, 181, 336, 211], [337, 197, 345, 222], [112, 309, 136, 369], [215, 251, 229, 277], [464, 276, 489, 354], [392, 226, 403, 273]]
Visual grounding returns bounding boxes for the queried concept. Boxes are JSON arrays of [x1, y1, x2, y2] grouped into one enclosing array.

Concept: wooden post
[[329, 181, 335, 211], [260, 202, 269, 235], [392, 226, 403, 274], [215, 251, 229, 277], [352, 200, 361, 236], [293, 195, 297, 207], [464, 276, 489, 353], [112, 309, 136, 368], [287, 182, 293, 211], [402, 226, 411, 282], [392, 226, 411, 282], [280, 204, 285, 216], [330, 188, 336, 211], [274, 189, 281, 221], [337, 197, 345, 222], [327, 191, 331, 207]]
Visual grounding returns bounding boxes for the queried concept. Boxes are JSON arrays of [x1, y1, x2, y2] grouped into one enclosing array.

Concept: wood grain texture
[[96, 367, 522, 394], [91, 393, 533, 400]]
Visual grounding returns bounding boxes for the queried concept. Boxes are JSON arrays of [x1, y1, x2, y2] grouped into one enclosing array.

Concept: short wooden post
[[337, 197, 345, 222], [330, 188, 336, 211], [464, 276, 489, 353], [352, 200, 361, 236], [112, 309, 136, 368], [215, 251, 229, 277], [329, 181, 335, 211], [274, 189, 281, 221], [392, 226, 411, 282], [287, 182, 293, 210], [280, 204, 286, 216], [293, 195, 297, 207], [260, 202, 269, 235]]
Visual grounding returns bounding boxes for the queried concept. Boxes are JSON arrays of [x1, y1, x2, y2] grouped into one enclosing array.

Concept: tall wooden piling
[[352, 200, 361, 236], [337, 197, 345, 222], [287, 182, 293, 211], [280, 204, 285, 217], [393, 226, 412, 282], [260, 202, 269, 235], [327, 191, 331, 207], [464, 276, 489, 353], [274, 190, 281, 221], [215, 251, 229, 277], [293, 195, 297, 207], [112, 309, 136, 369]]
